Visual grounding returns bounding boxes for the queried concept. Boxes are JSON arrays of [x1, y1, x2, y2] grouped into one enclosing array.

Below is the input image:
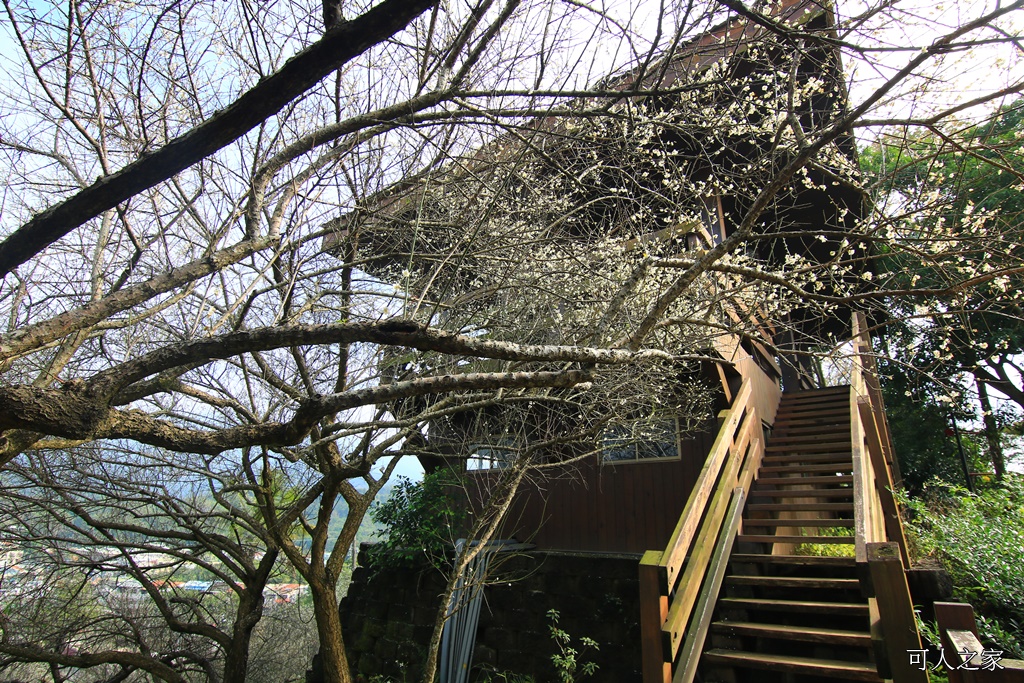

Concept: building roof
[[325, 0, 847, 258]]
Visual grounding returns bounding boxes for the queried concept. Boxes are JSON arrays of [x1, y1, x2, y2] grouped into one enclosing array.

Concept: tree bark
[[222, 550, 277, 683], [310, 577, 352, 683], [976, 373, 1006, 480], [222, 590, 263, 683]]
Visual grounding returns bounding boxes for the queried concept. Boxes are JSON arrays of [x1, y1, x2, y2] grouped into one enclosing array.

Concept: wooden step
[[755, 475, 853, 486], [778, 392, 849, 403], [736, 534, 856, 545], [771, 427, 850, 439], [711, 621, 872, 647], [746, 502, 854, 513], [758, 463, 853, 475], [718, 597, 869, 616], [774, 401, 847, 411], [730, 553, 857, 567], [769, 432, 853, 444], [762, 453, 852, 465], [775, 404, 850, 417], [726, 575, 860, 590], [748, 488, 854, 499], [779, 388, 851, 404], [742, 518, 855, 528], [766, 441, 851, 453], [773, 422, 852, 434], [703, 650, 881, 681], [773, 413, 851, 426]]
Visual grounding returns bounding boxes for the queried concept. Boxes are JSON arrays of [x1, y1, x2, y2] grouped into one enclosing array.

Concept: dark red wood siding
[[465, 427, 716, 553]]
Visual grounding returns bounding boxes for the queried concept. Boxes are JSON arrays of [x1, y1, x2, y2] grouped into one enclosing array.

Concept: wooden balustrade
[[639, 312, 925, 683], [639, 377, 766, 683], [851, 311, 909, 569], [851, 311, 926, 683]]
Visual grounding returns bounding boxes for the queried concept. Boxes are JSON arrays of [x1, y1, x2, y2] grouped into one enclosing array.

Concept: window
[[466, 440, 516, 471], [601, 419, 680, 463], [685, 196, 726, 250]]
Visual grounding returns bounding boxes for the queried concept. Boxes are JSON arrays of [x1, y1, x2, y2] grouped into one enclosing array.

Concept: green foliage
[[879, 344, 987, 493], [547, 609, 599, 683], [903, 475, 1024, 657], [864, 101, 1024, 426], [793, 525, 855, 557], [477, 670, 536, 683], [914, 614, 952, 683], [368, 470, 465, 568]]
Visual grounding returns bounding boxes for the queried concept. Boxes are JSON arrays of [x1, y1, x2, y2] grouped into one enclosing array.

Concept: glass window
[[701, 195, 724, 245], [601, 419, 680, 463], [466, 441, 516, 471]]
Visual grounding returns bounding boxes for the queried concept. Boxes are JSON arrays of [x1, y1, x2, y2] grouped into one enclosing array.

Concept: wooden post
[[640, 550, 671, 683], [867, 542, 928, 683], [935, 602, 1024, 683]]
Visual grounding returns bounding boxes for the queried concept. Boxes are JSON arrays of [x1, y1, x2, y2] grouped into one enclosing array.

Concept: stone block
[[413, 605, 438, 627], [365, 600, 389, 621], [481, 625, 518, 651], [353, 628, 377, 655], [388, 600, 414, 622], [364, 617, 386, 639], [413, 624, 435, 645], [518, 628, 552, 654], [356, 651, 381, 677], [496, 649, 541, 675], [386, 620, 416, 642], [473, 642, 498, 667], [373, 637, 397, 661]]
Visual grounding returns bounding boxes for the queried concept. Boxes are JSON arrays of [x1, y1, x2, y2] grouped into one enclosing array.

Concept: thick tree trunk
[[310, 578, 351, 683], [976, 374, 1006, 480], [221, 590, 265, 683], [223, 550, 277, 683]]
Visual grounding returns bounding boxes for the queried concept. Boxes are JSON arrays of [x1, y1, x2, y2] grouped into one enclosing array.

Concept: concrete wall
[[315, 544, 643, 683]]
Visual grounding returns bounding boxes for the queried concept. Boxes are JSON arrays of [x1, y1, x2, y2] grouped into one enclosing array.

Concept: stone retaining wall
[[315, 544, 643, 683]]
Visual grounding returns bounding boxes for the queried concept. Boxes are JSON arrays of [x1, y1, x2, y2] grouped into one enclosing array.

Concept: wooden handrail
[[851, 312, 925, 682], [672, 488, 746, 683], [640, 376, 767, 683], [660, 379, 753, 587], [850, 311, 910, 566]]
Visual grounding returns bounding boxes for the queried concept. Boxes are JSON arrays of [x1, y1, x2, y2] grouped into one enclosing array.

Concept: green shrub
[[793, 525, 855, 557], [903, 475, 1024, 657], [547, 609, 599, 683], [368, 470, 465, 569]]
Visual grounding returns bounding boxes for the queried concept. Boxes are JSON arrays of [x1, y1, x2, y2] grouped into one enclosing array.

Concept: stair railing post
[[640, 550, 671, 683], [866, 542, 928, 683]]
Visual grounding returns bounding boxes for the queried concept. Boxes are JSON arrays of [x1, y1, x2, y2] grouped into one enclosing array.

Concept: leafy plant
[[547, 609, 599, 683], [794, 525, 855, 557], [477, 670, 536, 683], [902, 475, 1024, 657], [369, 470, 466, 569]]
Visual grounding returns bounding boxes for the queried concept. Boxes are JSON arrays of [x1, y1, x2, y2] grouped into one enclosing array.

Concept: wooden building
[[327, 0, 871, 560], [434, 0, 865, 554]]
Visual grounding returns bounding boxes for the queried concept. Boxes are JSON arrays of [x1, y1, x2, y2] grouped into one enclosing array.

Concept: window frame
[[600, 417, 682, 466], [465, 439, 518, 472]]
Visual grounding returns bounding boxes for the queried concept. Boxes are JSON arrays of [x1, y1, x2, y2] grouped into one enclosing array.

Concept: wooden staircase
[[701, 386, 884, 682], [640, 315, 924, 683]]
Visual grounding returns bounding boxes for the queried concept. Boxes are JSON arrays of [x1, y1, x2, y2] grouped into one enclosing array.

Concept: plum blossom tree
[[0, 0, 1023, 681], [863, 101, 1024, 478]]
